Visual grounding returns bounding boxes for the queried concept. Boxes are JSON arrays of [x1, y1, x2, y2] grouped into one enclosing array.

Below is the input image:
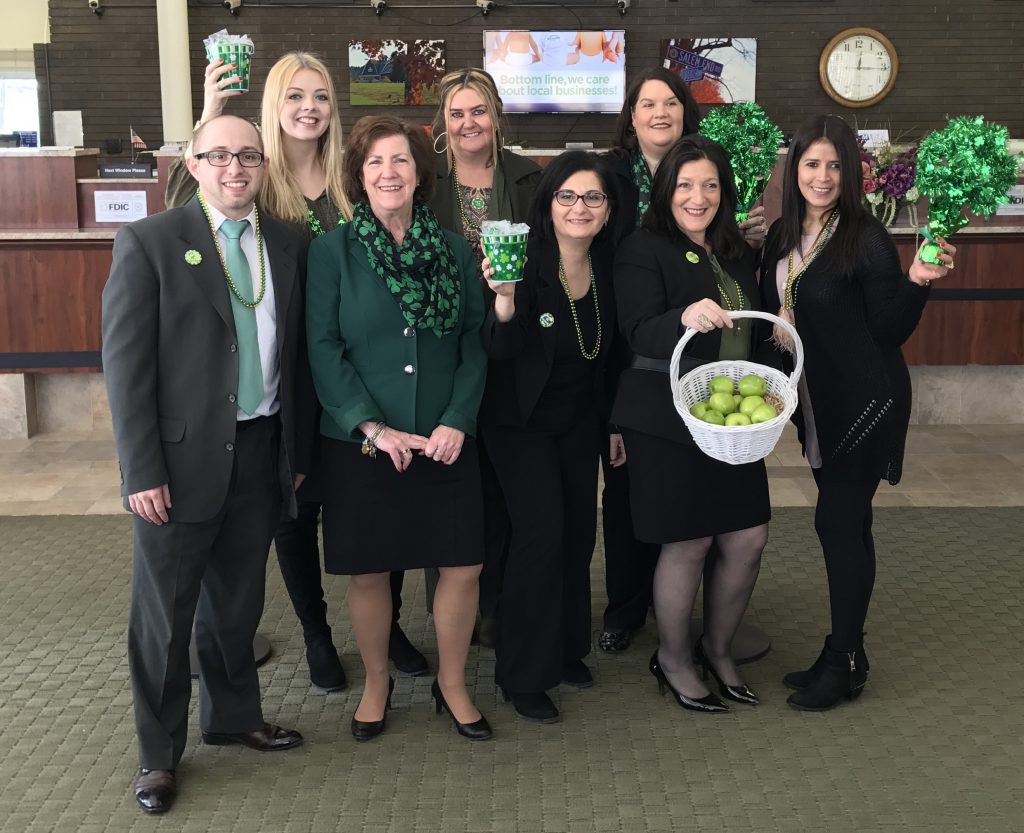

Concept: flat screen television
[[482, 30, 626, 113]]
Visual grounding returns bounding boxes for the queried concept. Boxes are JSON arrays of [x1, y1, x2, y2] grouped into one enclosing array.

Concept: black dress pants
[[129, 416, 280, 771], [484, 416, 599, 693], [599, 447, 660, 632], [274, 500, 405, 643]]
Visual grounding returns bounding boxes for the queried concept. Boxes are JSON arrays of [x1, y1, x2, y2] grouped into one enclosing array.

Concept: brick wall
[[38, 0, 1024, 152]]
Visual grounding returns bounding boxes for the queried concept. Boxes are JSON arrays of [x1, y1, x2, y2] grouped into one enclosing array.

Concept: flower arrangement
[[858, 137, 920, 227]]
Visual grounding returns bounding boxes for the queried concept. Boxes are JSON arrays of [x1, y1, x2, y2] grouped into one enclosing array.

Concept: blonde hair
[[259, 52, 352, 223], [431, 68, 505, 174]]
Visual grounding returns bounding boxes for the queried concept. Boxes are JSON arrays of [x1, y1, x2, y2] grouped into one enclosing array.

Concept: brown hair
[[343, 116, 436, 205], [613, 67, 701, 152]]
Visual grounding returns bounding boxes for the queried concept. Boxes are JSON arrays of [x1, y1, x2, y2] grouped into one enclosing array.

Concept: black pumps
[[648, 651, 728, 714], [694, 639, 760, 706], [430, 679, 492, 740], [350, 676, 394, 741]]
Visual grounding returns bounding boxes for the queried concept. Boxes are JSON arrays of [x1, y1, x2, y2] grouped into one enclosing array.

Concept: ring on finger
[[697, 313, 713, 329]]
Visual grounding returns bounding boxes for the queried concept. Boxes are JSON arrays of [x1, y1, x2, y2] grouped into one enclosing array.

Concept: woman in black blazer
[[480, 151, 624, 723], [613, 136, 772, 714], [761, 115, 953, 710]]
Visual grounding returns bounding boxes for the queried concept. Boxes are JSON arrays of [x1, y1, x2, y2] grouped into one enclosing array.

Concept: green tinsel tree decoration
[[699, 102, 784, 223], [915, 115, 1021, 263]]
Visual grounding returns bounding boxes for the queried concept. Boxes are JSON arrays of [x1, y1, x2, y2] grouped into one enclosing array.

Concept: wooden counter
[[1, 147, 1022, 371]]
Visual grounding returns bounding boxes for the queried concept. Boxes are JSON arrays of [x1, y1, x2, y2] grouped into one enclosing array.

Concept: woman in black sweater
[[762, 115, 954, 710]]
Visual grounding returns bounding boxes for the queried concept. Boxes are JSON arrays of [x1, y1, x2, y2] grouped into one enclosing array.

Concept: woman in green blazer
[[306, 116, 491, 742]]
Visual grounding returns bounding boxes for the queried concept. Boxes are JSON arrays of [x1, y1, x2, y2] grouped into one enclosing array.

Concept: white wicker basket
[[669, 310, 803, 465]]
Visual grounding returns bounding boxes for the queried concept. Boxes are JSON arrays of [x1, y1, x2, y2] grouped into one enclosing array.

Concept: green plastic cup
[[206, 41, 254, 92], [481, 232, 528, 282]]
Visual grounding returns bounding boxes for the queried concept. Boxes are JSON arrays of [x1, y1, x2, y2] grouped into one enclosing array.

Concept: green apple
[[708, 375, 735, 396], [750, 403, 778, 424], [707, 391, 736, 415], [725, 412, 752, 426], [689, 402, 708, 419], [702, 410, 726, 425], [739, 395, 766, 416], [737, 374, 767, 397]]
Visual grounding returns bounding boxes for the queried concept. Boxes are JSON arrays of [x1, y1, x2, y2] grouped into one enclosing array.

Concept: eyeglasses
[[553, 190, 608, 208], [193, 150, 265, 168]]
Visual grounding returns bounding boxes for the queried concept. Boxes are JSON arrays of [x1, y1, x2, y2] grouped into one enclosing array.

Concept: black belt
[[631, 355, 670, 373], [236, 413, 278, 433]]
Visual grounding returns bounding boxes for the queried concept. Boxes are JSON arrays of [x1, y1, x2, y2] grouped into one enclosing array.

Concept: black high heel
[[694, 639, 760, 705], [500, 688, 560, 723], [430, 679, 493, 741], [648, 651, 728, 714], [351, 676, 394, 742]]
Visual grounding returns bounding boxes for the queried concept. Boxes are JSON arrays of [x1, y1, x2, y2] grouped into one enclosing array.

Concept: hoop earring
[[432, 131, 448, 155]]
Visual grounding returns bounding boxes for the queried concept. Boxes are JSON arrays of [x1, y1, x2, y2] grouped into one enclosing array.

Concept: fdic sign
[[997, 185, 1024, 216], [95, 191, 148, 223]]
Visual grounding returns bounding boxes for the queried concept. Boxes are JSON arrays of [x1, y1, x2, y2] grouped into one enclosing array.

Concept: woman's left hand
[[738, 205, 768, 249], [909, 237, 956, 286], [609, 434, 627, 468], [423, 425, 465, 465]]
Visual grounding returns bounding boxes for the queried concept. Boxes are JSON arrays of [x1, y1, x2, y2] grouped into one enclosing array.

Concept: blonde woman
[[165, 51, 428, 692], [429, 68, 541, 262], [427, 68, 542, 647]]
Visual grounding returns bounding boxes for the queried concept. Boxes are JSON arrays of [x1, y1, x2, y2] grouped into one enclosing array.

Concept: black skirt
[[320, 436, 484, 575], [621, 428, 770, 544]]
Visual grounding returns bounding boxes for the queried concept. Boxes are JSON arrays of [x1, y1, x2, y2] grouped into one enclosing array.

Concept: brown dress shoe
[[201, 722, 303, 751], [134, 768, 175, 814]]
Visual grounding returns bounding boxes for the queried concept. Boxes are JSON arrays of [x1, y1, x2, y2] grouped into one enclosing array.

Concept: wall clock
[[819, 28, 898, 108]]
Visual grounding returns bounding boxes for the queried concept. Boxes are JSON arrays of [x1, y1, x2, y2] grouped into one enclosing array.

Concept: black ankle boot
[[786, 638, 868, 711], [783, 635, 869, 691]]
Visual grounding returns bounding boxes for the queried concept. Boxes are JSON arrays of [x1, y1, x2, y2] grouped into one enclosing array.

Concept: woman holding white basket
[[612, 136, 777, 713]]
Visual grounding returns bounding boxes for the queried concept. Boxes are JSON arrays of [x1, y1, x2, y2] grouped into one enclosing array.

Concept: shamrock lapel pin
[[184, 249, 202, 266]]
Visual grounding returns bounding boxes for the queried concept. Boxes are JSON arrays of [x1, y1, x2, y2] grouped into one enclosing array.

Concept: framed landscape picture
[[348, 39, 447, 106]]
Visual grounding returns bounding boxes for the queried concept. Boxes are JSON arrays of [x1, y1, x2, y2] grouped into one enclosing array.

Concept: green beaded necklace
[[306, 206, 345, 238], [708, 254, 747, 332], [784, 208, 839, 310], [197, 189, 266, 310], [451, 159, 490, 235], [557, 252, 602, 361]]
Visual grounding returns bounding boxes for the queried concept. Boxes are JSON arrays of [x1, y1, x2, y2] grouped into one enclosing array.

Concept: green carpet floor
[[0, 509, 1021, 832]]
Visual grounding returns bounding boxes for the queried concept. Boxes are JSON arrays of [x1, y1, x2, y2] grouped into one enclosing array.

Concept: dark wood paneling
[[895, 235, 1024, 365], [39, 0, 1024, 152], [0, 242, 112, 354], [0, 157, 85, 229]]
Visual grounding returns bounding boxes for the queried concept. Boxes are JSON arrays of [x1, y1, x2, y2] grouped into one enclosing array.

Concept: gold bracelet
[[361, 422, 386, 458]]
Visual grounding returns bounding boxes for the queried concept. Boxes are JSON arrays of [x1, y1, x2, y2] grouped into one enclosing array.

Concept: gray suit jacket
[[102, 196, 314, 523]]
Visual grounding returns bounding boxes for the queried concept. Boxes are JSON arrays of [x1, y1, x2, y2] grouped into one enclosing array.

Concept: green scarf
[[352, 200, 462, 337], [630, 150, 653, 227]]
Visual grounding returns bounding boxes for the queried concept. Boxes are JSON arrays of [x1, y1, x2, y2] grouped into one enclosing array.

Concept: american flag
[[130, 126, 147, 151]]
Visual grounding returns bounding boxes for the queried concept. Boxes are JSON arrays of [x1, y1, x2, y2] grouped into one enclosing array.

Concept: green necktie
[[220, 218, 263, 415]]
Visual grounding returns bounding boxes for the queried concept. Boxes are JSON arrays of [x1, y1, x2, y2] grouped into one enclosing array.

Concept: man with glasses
[[102, 115, 314, 815]]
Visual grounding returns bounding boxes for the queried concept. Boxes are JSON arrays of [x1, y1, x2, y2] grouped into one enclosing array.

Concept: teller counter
[[1, 147, 1023, 437]]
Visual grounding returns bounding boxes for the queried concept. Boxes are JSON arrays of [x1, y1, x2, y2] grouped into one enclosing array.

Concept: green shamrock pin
[[686, 251, 700, 264], [185, 249, 202, 266]]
